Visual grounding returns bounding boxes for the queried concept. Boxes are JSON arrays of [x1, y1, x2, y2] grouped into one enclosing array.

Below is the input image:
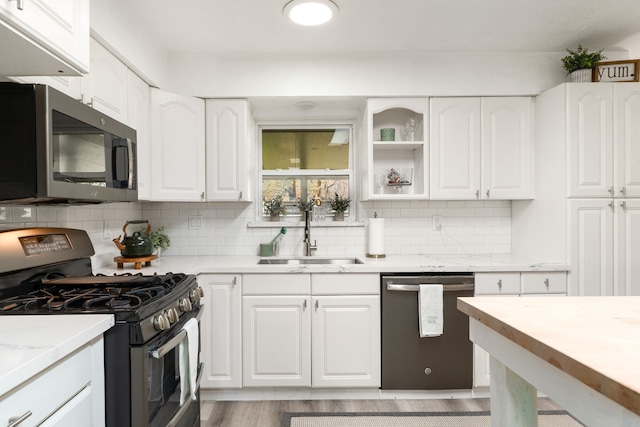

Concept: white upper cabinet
[[150, 88, 206, 201], [430, 97, 481, 200], [0, 0, 89, 76], [127, 70, 151, 200], [481, 97, 533, 199], [614, 84, 640, 198], [82, 39, 128, 124], [567, 84, 614, 197], [430, 96, 533, 200], [205, 99, 254, 202], [362, 98, 428, 200]]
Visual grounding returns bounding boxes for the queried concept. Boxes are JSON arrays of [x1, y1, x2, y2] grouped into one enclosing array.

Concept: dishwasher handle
[[386, 283, 474, 292]]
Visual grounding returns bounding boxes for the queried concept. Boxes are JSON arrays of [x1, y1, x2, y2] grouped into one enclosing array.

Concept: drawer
[[521, 271, 567, 294], [0, 345, 91, 427], [312, 274, 379, 295], [475, 272, 520, 295], [243, 273, 311, 295]]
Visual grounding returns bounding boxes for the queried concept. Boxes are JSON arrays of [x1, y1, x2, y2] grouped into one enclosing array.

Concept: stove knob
[[153, 314, 170, 331], [165, 308, 179, 324], [179, 297, 192, 312], [189, 288, 202, 303]]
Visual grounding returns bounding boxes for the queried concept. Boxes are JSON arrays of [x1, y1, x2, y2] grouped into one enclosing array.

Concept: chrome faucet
[[303, 208, 317, 256]]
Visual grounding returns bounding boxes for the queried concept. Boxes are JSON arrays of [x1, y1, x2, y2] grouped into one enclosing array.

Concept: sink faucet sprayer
[[303, 208, 317, 256]]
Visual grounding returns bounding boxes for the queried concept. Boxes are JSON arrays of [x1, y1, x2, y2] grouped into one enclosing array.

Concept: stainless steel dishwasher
[[381, 273, 474, 390]]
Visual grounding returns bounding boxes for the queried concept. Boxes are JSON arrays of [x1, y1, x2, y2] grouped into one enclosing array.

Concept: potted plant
[[561, 45, 606, 82], [264, 194, 287, 221], [329, 193, 350, 221], [149, 226, 171, 257]]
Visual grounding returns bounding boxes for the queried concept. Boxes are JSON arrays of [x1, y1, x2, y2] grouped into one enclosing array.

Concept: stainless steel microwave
[[0, 83, 137, 203]]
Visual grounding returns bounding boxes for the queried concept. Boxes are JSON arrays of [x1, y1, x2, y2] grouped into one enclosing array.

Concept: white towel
[[418, 284, 443, 337], [179, 318, 199, 405]]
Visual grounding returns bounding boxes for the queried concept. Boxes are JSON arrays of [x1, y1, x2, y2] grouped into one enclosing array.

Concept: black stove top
[[0, 272, 188, 314]]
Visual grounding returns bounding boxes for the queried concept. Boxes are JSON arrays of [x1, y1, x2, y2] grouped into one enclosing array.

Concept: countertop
[[0, 314, 114, 398], [457, 296, 640, 417], [94, 254, 569, 276]]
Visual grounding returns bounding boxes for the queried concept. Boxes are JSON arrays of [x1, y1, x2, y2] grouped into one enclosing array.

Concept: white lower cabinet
[[240, 273, 380, 389], [199, 274, 242, 389], [472, 271, 567, 387]]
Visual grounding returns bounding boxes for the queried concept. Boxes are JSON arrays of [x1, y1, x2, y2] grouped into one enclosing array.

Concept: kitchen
[[1, 0, 640, 426]]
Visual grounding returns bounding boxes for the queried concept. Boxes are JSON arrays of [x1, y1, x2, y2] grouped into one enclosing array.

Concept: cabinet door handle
[[544, 278, 550, 288], [232, 276, 237, 286], [497, 279, 502, 289], [608, 202, 614, 211], [8, 411, 32, 427], [10, 0, 24, 10], [486, 190, 490, 198], [239, 191, 243, 200], [620, 187, 627, 196], [475, 190, 480, 199], [303, 299, 307, 310], [315, 300, 319, 310], [621, 201, 627, 210], [201, 192, 205, 200], [608, 186, 614, 195]]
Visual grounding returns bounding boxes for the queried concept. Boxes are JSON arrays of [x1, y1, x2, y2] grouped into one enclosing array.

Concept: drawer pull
[[8, 411, 32, 427], [544, 278, 550, 288], [497, 279, 502, 289]]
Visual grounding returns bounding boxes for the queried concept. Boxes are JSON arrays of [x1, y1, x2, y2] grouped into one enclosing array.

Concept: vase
[[269, 213, 280, 222], [570, 69, 593, 82], [334, 211, 345, 221]]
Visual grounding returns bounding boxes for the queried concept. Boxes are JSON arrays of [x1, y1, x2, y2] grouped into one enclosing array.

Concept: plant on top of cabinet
[[264, 194, 287, 221], [561, 45, 606, 82], [329, 193, 351, 221]]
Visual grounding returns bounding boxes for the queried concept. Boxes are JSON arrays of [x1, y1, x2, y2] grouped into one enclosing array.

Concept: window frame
[[257, 122, 355, 221]]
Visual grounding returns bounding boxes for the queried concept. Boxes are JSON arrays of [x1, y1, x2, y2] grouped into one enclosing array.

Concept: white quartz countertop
[[95, 254, 569, 276], [0, 315, 114, 397]]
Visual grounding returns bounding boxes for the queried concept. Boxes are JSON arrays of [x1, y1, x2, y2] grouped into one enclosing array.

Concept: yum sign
[[594, 60, 640, 82]]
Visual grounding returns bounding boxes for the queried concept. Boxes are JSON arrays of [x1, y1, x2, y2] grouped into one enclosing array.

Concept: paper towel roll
[[368, 218, 385, 256]]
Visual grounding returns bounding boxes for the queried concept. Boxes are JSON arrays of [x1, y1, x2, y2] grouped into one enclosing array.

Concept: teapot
[[113, 220, 154, 257]]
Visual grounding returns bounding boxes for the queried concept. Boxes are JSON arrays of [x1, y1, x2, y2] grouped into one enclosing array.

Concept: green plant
[[264, 194, 287, 216], [329, 193, 350, 213], [149, 226, 171, 251], [561, 45, 606, 75], [297, 198, 315, 212]]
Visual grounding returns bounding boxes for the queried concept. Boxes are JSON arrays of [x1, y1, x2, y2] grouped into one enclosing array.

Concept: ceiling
[[130, 0, 640, 55]]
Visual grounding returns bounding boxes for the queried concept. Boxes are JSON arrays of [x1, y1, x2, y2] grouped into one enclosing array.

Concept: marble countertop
[[0, 315, 114, 398], [457, 296, 640, 417], [95, 254, 569, 276]]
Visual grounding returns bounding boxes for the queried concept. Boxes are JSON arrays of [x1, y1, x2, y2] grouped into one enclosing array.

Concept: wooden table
[[458, 296, 640, 427]]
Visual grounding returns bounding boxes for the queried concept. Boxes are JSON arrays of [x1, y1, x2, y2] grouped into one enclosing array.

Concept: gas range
[[0, 227, 203, 427]]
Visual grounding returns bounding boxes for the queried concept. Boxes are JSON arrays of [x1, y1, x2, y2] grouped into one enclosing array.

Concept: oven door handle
[[151, 308, 203, 359], [165, 362, 204, 427]]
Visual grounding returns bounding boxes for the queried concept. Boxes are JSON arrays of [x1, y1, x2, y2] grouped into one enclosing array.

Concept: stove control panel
[[19, 233, 72, 256]]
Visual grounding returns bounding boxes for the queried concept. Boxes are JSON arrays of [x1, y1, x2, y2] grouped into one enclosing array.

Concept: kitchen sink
[[257, 257, 364, 265]]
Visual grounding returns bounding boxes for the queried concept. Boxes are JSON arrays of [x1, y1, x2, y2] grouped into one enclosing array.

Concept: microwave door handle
[[111, 138, 130, 188]]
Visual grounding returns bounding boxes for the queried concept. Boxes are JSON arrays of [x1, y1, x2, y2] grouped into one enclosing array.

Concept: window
[[260, 125, 352, 219]]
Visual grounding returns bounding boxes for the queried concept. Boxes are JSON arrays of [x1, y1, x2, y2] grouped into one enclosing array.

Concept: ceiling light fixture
[[283, 0, 338, 26]]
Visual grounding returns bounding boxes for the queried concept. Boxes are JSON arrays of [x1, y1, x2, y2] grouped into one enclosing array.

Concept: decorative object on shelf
[[403, 117, 416, 141], [366, 212, 385, 258], [593, 59, 640, 82], [329, 193, 350, 221], [380, 128, 395, 141], [264, 194, 287, 221], [374, 173, 385, 194], [149, 226, 171, 257], [386, 168, 413, 193], [561, 45, 606, 82]]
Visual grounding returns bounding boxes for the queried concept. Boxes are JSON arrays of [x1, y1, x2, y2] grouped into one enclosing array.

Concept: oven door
[[131, 307, 203, 427]]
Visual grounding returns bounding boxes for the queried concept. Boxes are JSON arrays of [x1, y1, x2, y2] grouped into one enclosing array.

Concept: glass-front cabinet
[[361, 98, 428, 200]]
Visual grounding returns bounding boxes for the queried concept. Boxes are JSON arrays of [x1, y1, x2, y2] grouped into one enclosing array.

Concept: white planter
[[570, 69, 593, 82]]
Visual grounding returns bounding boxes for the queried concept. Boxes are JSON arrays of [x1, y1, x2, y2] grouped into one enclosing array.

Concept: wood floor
[[200, 397, 563, 427]]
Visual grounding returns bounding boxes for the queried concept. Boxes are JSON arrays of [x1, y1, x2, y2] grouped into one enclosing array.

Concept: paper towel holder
[[366, 211, 386, 258]]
